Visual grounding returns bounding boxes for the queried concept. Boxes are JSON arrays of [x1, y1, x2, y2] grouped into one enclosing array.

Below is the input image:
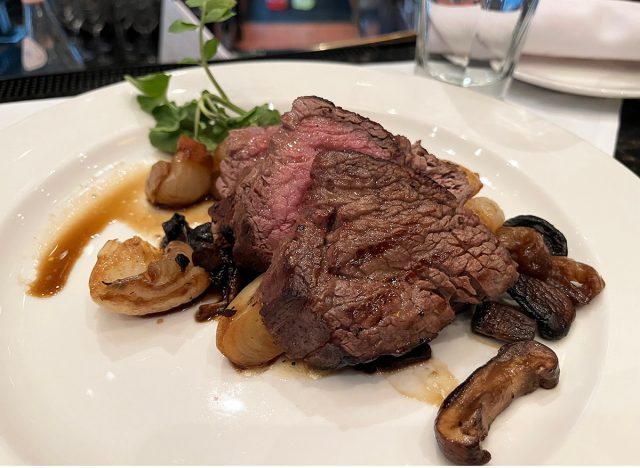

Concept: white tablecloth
[[0, 62, 622, 156]]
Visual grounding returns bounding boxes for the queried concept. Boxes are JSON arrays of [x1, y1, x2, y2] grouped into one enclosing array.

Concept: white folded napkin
[[424, 0, 640, 62], [523, 0, 640, 61]]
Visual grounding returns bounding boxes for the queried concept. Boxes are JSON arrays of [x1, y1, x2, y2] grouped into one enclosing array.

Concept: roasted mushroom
[[89, 237, 210, 315], [548, 256, 605, 304], [435, 340, 559, 465], [145, 135, 213, 208], [160, 213, 242, 319], [471, 301, 536, 342], [503, 215, 568, 256], [161, 213, 222, 272], [496, 226, 552, 279], [508, 274, 575, 340]]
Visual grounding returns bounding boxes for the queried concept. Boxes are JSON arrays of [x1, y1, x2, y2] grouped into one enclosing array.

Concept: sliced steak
[[215, 125, 279, 198], [214, 97, 475, 272], [213, 96, 406, 271], [405, 141, 477, 203], [260, 151, 518, 369]]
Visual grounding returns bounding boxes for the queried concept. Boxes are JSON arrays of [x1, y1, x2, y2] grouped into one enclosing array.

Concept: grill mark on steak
[[260, 151, 518, 369], [213, 96, 474, 272]]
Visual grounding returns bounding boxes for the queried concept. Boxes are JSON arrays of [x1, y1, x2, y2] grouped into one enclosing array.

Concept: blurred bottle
[[21, 0, 83, 73], [291, 0, 315, 10], [266, 0, 288, 12], [357, 0, 417, 37], [0, 0, 24, 76]]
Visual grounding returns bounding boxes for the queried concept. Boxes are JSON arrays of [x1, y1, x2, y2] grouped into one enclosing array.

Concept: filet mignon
[[259, 151, 518, 369], [214, 96, 406, 271], [214, 96, 473, 272]]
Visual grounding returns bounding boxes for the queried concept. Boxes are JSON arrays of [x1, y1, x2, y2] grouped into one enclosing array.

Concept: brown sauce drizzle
[[27, 166, 212, 298], [195, 303, 228, 322]]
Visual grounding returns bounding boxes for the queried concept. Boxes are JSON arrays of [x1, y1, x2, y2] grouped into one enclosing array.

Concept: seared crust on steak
[[405, 140, 477, 203], [260, 151, 518, 369]]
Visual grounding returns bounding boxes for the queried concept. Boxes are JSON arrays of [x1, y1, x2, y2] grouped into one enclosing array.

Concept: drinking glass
[[132, 0, 159, 64], [415, 0, 539, 96]]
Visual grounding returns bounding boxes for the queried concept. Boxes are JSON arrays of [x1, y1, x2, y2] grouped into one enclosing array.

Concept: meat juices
[[259, 151, 518, 369], [214, 96, 472, 272]]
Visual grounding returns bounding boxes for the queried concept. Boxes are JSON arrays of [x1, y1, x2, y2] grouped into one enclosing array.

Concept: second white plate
[[514, 55, 640, 98]]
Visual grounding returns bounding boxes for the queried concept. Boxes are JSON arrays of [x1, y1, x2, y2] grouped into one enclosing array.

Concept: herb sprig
[[125, 0, 280, 154]]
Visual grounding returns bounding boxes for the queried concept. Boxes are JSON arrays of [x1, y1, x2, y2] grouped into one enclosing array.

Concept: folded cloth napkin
[[523, 0, 640, 61], [425, 0, 640, 62]]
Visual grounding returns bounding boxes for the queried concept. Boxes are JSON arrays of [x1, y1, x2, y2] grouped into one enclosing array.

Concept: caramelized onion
[[497, 226, 605, 307], [465, 197, 505, 233], [89, 237, 210, 315], [146, 135, 213, 208], [216, 275, 282, 368]]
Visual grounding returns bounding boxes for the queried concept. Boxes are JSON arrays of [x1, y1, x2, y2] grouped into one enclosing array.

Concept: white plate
[[514, 55, 640, 98], [1, 61, 639, 465]]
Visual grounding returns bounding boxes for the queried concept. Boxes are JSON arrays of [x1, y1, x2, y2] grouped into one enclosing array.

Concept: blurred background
[[0, 0, 420, 78], [0, 0, 640, 179]]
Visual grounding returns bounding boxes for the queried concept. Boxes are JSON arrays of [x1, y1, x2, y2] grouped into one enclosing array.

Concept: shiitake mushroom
[[496, 226, 552, 279], [161, 214, 220, 270], [508, 274, 576, 340], [161, 213, 244, 313], [503, 214, 568, 256], [548, 256, 605, 304], [435, 340, 559, 465], [471, 302, 536, 343]]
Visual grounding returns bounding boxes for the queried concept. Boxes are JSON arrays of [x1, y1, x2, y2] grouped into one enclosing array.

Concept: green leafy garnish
[[125, 0, 280, 154], [126, 73, 170, 113], [168, 20, 198, 33]]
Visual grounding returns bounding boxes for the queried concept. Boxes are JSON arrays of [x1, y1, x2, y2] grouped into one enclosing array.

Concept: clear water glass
[[415, 0, 539, 97]]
